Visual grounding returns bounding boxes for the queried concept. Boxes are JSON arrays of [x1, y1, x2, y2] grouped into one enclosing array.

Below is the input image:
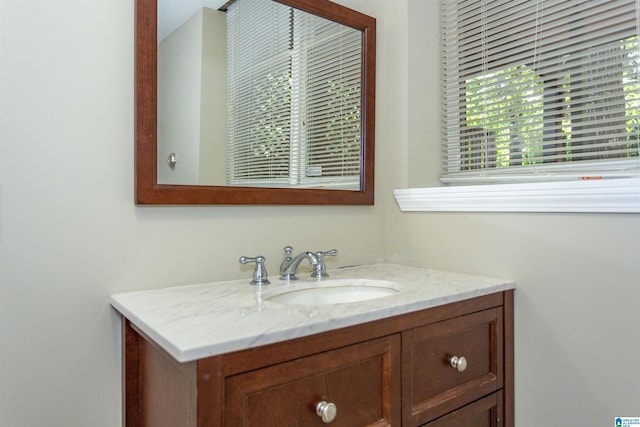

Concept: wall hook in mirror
[[167, 152, 177, 169]]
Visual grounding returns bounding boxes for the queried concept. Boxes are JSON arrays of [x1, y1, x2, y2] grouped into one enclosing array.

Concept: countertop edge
[[174, 282, 515, 362], [110, 264, 515, 363]]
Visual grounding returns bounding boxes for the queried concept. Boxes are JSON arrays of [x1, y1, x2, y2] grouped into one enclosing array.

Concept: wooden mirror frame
[[135, 0, 376, 205]]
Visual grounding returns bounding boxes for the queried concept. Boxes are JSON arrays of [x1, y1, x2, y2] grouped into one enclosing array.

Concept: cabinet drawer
[[403, 307, 503, 425], [421, 391, 503, 427], [224, 335, 401, 426]]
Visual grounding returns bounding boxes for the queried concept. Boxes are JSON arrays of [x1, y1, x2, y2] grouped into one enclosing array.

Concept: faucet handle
[[318, 249, 338, 257], [280, 246, 294, 273], [311, 249, 338, 279], [239, 255, 270, 286]]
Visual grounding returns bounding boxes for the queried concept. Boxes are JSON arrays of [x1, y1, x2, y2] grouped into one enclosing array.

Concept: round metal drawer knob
[[316, 401, 337, 423], [450, 355, 467, 372]]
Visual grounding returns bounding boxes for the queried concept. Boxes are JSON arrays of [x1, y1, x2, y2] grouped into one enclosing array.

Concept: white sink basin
[[265, 279, 399, 305]]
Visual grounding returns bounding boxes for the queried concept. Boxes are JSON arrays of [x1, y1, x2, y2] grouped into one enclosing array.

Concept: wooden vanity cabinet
[[422, 391, 503, 427], [123, 290, 513, 427], [403, 306, 504, 425], [224, 335, 400, 426]]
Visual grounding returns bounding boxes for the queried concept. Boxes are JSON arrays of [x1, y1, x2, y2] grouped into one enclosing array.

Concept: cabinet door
[[224, 335, 401, 427], [403, 307, 503, 425], [421, 391, 503, 427]]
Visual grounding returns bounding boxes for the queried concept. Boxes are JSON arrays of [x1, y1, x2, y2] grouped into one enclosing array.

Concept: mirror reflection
[[157, 0, 363, 190]]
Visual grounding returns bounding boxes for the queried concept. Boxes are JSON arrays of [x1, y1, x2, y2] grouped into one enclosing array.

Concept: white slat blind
[[296, 10, 362, 186], [226, 0, 362, 188], [226, 0, 292, 185], [441, 0, 640, 184]]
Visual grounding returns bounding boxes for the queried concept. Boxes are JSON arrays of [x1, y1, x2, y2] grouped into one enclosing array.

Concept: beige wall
[[0, 0, 638, 426], [0, 1, 386, 425], [386, 211, 640, 426], [385, 2, 640, 426], [157, 7, 203, 185], [199, 7, 228, 185], [157, 7, 229, 186]]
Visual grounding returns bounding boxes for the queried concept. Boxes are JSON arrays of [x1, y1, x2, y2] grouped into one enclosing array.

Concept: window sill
[[394, 178, 640, 213]]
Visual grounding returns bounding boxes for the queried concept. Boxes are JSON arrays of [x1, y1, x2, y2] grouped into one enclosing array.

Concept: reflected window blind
[[295, 10, 362, 185], [226, 0, 362, 187], [226, 0, 292, 185], [441, 0, 640, 184]]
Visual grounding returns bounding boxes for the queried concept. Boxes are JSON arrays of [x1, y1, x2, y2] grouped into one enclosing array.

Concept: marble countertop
[[110, 263, 515, 362]]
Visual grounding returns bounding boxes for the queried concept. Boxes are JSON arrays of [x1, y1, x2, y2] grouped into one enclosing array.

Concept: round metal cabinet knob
[[450, 355, 467, 372], [316, 401, 337, 423]]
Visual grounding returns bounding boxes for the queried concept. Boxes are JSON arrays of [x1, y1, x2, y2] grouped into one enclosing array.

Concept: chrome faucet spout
[[279, 248, 319, 281]]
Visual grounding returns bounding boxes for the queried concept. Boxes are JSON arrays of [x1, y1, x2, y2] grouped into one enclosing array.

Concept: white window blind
[[226, 0, 362, 188], [226, 0, 292, 185], [296, 10, 363, 186], [441, 0, 640, 184]]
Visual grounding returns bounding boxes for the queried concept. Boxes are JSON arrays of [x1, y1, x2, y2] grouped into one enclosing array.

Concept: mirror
[[136, 0, 376, 204]]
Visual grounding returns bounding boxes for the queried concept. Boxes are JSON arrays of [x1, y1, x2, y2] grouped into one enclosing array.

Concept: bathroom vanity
[[111, 264, 514, 426]]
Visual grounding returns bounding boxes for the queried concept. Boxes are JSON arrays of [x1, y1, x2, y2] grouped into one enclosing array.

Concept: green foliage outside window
[[464, 38, 640, 170]]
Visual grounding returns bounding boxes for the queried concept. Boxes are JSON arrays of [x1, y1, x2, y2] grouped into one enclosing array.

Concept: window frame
[[394, 178, 640, 213], [394, 0, 640, 213]]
